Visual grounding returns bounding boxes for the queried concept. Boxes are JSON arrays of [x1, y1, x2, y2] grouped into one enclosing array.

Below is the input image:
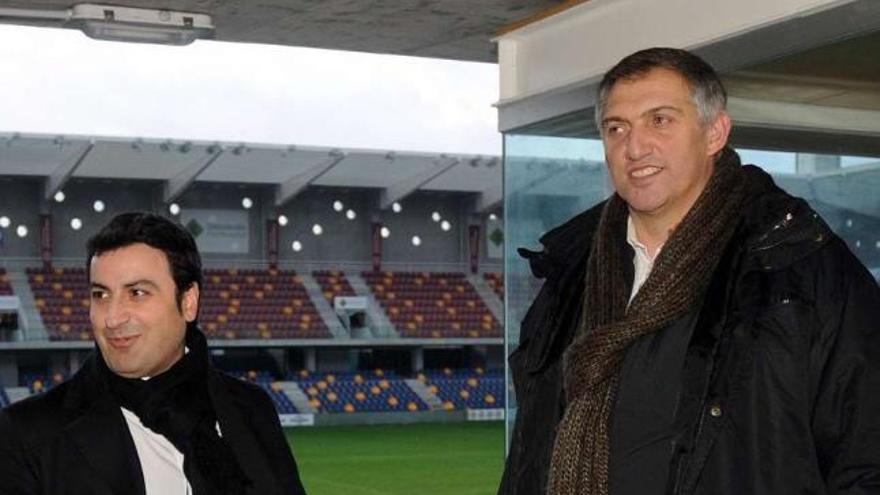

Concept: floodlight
[[312, 224, 323, 236], [169, 203, 181, 215], [0, 216, 10, 228], [16, 225, 27, 238], [93, 200, 105, 212], [431, 212, 441, 222], [278, 215, 289, 227], [392, 202, 402, 213], [411, 235, 421, 247], [242, 197, 253, 210], [292, 240, 302, 252], [489, 213, 497, 221], [441, 220, 451, 231], [333, 200, 344, 212], [380, 227, 390, 238], [346, 209, 356, 220], [70, 218, 83, 230], [54, 191, 66, 203]]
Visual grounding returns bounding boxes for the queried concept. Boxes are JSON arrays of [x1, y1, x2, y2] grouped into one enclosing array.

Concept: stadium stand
[[200, 268, 330, 339], [362, 271, 501, 338], [312, 269, 357, 303], [26, 266, 332, 340], [0, 268, 13, 295], [21, 372, 67, 394], [483, 272, 504, 300], [295, 369, 428, 413], [419, 368, 504, 411], [27, 267, 91, 341], [234, 370, 300, 414]]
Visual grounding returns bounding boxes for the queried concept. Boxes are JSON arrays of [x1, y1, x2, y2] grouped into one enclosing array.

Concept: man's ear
[[182, 282, 199, 322], [706, 111, 732, 156]]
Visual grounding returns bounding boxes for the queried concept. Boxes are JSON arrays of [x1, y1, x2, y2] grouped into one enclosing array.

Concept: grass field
[[287, 422, 505, 495]]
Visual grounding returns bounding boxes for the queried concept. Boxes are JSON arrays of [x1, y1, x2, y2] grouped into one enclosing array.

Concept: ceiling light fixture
[[380, 226, 390, 238], [70, 218, 83, 230], [93, 200, 105, 212], [241, 197, 253, 209], [441, 220, 451, 231], [0, 4, 215, 46], [392, 202, 402, 213], [411, 235, 422, 247], [346, 209, 356, 220], [312, 224, 323, 236], [277, 215, 289, 227], [431, 212, 441, 222], [0, 216, 9, 228], [292, 240, 302, 252], [16, 225, 28, 238], [333, 200, 344, 212], [169, 203, 181, 215], [54, 191, 66, 203]]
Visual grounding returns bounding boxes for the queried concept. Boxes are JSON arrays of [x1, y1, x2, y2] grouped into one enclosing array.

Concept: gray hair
[[595, 47, 727, 131]]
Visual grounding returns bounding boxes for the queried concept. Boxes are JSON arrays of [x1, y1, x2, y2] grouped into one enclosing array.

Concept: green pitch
[[286, 422, 505, 495]]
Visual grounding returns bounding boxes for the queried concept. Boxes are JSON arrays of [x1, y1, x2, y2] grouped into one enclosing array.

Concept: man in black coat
[[499, 48, 880, 494], [0, 212, 306, 495]]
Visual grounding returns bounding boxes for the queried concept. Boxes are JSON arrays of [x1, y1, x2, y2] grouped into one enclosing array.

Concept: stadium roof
[[0, 0, 563, 62], [0, 132, 502, 211]]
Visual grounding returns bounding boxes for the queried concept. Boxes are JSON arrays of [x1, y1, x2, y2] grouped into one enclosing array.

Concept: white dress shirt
[[626, 215, 663, 304], [121, 407, 192, 495]]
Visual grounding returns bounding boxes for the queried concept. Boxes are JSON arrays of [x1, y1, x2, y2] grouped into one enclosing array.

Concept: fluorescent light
[[0, 4, 215, 46], [72, 4, 214, 46]]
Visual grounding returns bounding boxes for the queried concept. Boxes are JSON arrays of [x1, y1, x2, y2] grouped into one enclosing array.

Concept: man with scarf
[[498, 48, 880, 495], [0, 212, 306, 495]]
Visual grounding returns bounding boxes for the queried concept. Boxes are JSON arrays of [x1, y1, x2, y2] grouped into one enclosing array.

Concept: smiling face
[[89, 242, 199, 379], [600, 67, 730, 226]]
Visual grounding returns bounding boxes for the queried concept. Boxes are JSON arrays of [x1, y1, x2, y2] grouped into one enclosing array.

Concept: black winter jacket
[[499, 167, 880, 495]]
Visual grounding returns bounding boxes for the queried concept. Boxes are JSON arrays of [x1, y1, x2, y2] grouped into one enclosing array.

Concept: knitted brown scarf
[[547, 147, 748, 495]]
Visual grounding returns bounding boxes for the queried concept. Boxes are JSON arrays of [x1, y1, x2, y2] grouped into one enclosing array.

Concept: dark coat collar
[[61, 356, 146, 495]]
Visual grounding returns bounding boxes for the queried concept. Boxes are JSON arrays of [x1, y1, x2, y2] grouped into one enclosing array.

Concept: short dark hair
[[595, 47, 727, 129], [87, 212, 202, 314]]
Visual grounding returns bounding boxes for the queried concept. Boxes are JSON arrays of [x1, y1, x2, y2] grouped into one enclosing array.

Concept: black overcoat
[[499, 167, 880, 494], [0, 355, 306, 495]]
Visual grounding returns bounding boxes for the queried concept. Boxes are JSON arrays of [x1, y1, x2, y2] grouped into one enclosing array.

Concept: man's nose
[[624, 124, 651, 162], [104, 298, 130, 328]]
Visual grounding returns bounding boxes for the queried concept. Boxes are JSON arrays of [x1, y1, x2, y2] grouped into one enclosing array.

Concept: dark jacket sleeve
[[810, 246, 880, 493], [0, 410, 40, 495]]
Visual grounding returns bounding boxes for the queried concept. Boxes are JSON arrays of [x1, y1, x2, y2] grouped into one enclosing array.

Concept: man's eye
[[131, 288, 148, 297], [604, 123, 624, 135], [652, 114, 671, 126], [90, 290, 107, 300]]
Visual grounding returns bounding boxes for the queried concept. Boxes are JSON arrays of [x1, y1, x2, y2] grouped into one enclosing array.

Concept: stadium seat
[[362, 271, 501, 338]]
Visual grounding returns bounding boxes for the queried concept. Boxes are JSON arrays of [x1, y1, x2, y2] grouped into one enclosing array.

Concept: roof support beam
[[275, 149, 347, 207], [164, 145, 224, 203], [475, 183, 502, 213], [380, 156, 460, 210], [45, 141, 93, 202]]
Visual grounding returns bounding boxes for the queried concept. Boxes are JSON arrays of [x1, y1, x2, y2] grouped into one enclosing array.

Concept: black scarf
[[97, 326, 251, 495]]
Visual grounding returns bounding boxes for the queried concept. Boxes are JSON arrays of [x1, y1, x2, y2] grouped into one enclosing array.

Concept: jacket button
[[709, 405, 723, 418]]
